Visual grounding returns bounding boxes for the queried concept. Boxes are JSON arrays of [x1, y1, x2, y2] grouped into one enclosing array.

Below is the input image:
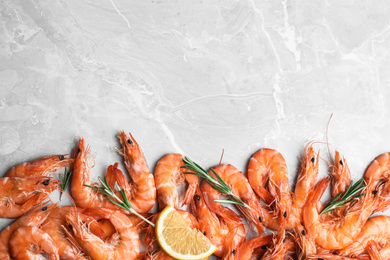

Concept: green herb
[[182, 156, 250, 209], [320, 178, 366, 215], [59, 168, 72, 200], [84, 177, 155, 227]]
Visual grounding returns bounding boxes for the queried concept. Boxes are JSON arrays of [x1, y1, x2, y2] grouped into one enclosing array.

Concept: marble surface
[[1, 0, 390, 255]]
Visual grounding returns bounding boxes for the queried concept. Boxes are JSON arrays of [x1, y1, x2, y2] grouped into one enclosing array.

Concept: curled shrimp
[[0, 176, 59, 218], [303, 177, 377, 250], [0, 203, 57, 260], [66, 207, 140, 260], [71, 138, 126, 211], [9, 226, 59, 260], [154, 153, 197, 210], [364, 152, 390, 212], [41, 206, 105, 260], [337, 215, 390, 259], [116, 131, 156, 213], [247, 148, 292, 221], [6, 154, 73, 177], [200, 164, 264, 234], [191, 186, 245, 259]]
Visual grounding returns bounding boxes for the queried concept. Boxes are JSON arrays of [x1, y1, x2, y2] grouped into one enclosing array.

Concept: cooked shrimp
[[66, 207, 140, 260], [330, 151, 351, 198], [191, 186, 245, 259], [0, 203, 57, 260], [155, 154, 198, 210], [303, 177, 377, 250], [9, 226, 59, 260], [200, 164, 264, 234], [292, 222, 316, 260], [6, 154, 73, 177], [0, 176, 58, 218], [364, 152, 390, 212], [337, 215, 390, 259], [42, 206, 105, 260], [247, 148, 292, 221], [290, 143, 319, 225], [116, 131, 156, 213], [71, 139, 134, 212], [235, 235, 273, 260], [261, 221, 287, 260], [367, 240, 384, 260]]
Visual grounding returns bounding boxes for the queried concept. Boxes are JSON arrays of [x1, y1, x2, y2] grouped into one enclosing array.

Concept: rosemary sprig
[[84, 177, 155, 227], [320, 178, 366, 215], [59, 168, 72, 200], [182, 156, 250, 209]]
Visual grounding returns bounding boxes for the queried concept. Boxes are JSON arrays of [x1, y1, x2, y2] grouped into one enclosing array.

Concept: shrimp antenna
[[219, 149, 225, 165], [326, 113, 334, 165]]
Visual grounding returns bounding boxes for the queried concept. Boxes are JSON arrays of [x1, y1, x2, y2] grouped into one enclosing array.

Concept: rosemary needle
[[320, 178, 366, 215], [85, 177, 155, 227], [59, 168, 72, 200], [182, 156, 250, 209]]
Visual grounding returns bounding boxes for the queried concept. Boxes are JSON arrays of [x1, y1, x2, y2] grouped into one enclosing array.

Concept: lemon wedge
[[156, 205, 217, 260]]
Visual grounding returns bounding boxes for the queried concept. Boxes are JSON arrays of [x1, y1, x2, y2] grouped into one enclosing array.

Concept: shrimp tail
[[258, 186, 274, 205]]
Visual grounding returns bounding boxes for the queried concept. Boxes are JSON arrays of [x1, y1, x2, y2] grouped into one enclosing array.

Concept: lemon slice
[[156, 205, 217, 260]]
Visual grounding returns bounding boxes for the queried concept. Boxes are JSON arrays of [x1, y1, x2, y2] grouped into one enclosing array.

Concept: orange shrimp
[[200, 164, 264, 234], [0, 176, 58, 218], [364, 152, 390, 212], [41, 206, 106, 260], [235, 235, 273, 260], [6, 154, 73, 177], [9, 226, 60, 260], [155, 153, 198, 210], [116, 131, 156, 213], [247, 148, 292, 221], [330, 151, 352, 198], [303, 177, 377, 250], [337, 215, 390, 259], [71, 138, 127, 211], [289, 143, 320, 226], [261, 221, 287, 260], [0, 203, 57, 260], [66, 207, 140, 260], [292, 222, 316, 260], [191, 186, 245, 259]]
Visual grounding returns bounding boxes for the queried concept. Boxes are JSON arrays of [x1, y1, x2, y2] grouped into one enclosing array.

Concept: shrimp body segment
[[0, 203, 57, 260], [201, 164, 264, 234], [9, 226, 60, 260], [6, 154, 73, 177], [155, 153, 197, 210], [248, 148, 292, 221], [0, 176, 58, 218], [303, 177, 377, 250], [117, 131, 156, 213], [337, 215, 390, 259], [67, 208, 140, 260]]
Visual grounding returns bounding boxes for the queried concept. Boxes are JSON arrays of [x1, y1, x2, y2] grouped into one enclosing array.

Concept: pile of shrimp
[[1, 131, 390, 260]]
